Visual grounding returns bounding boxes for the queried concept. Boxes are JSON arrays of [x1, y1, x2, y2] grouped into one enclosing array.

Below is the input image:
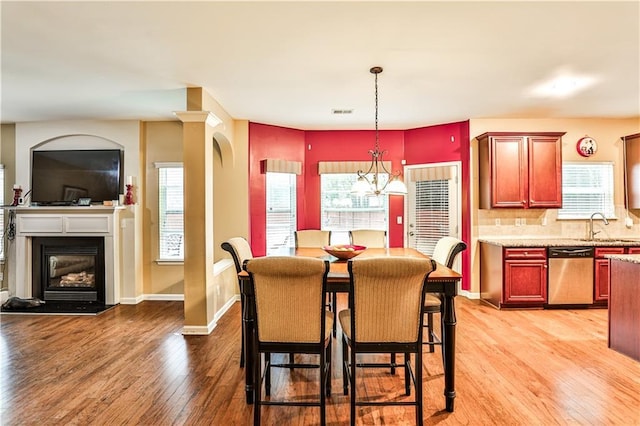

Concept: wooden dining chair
[[348, 229, 387, 248], [221, 237, 253, 367], [243, 256, 333, 426], [424, 236, 467, 353], [339, 256, 436, 425]]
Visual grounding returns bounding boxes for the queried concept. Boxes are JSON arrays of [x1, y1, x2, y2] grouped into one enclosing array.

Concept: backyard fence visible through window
[[321, 173, 388, 245]]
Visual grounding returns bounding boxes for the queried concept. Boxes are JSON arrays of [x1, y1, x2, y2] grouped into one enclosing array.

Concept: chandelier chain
[[374, 70, 379, 152], [351, 66, 407, 196]]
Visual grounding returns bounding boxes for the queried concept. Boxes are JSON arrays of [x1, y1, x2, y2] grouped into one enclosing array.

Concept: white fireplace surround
[[15, 206, 124, 305]]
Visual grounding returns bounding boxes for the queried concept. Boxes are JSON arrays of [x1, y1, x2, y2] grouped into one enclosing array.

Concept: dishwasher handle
[[548, 247, 594, 258]]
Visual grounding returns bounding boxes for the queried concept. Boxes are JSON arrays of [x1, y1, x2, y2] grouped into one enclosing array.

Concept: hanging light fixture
[[352, 66, 407, 196]]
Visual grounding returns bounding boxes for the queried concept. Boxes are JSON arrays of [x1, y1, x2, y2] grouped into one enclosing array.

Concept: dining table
[[237, 247, 462, 412]]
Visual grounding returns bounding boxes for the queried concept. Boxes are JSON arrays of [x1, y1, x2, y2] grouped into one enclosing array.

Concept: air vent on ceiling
[[332, 109, 353, 115]]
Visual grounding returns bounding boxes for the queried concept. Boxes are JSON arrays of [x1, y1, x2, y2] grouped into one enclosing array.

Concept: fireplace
[[15, 206, 125, 306], [32, 237, 106, 304]]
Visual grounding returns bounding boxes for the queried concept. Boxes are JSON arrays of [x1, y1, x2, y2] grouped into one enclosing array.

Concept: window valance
[[318, 161, 392, 174], [406, 165, 455, 182], [261, 159, 302, 175]]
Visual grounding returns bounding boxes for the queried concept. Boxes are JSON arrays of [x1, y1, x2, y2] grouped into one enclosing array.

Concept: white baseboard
[[144, 293, 184, 301], [183, 323, 216, 335], [458, 289, 480, 300], [119, 295, 145, 305]]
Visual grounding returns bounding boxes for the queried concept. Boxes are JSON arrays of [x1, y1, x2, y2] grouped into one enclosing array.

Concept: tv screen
[[31, 149, 123, 205]]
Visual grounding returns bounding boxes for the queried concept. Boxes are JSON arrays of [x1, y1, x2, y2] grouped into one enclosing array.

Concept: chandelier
[[351, 66, 407, 196]]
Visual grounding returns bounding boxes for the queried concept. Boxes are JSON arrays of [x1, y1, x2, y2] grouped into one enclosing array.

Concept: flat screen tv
[[31, 149, 123, 205]]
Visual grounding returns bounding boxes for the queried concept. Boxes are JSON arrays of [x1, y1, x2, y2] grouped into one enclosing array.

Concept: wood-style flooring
[[1, 296, 639, 425]]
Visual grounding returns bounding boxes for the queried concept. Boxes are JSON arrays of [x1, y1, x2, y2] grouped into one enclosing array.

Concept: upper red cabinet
[[624, 133, 640, 209], [478, 132, 565, 209]]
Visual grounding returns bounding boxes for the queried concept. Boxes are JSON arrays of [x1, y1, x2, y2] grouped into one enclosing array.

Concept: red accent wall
[[248, 123, 305, 256], [247, 120, 472, 291], [404, 121, 471, 290], [303, 130, 406, 246]]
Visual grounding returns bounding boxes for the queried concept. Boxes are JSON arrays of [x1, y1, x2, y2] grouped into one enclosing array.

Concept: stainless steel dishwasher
[[547, 247, 594, 305]]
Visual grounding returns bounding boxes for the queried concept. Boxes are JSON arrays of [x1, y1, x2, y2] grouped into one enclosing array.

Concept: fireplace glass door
[[32, 237, 106, 303]]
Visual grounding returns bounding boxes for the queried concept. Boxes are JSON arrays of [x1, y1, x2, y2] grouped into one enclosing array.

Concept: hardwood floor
[[2, 296, 639, 425]]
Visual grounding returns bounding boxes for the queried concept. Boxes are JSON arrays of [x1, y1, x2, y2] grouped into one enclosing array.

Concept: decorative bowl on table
[[323, 244, 367, 260]]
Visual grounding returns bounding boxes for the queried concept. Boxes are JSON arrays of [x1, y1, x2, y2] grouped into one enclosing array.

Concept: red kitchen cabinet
[[478, 132, 564, 209], [503, 248, 547, 305], [594, 247, 625, 303], [624, 133, 640, 209]]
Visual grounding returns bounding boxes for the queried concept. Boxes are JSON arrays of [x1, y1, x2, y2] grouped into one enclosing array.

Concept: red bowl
[[323, 244, 366, 260]]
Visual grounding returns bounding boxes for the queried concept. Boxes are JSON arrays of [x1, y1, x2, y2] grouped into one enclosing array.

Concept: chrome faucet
[[588, 212, 609, 240]]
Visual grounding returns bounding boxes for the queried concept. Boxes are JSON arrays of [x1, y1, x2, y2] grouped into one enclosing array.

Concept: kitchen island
[[606, 254, 640, 362]]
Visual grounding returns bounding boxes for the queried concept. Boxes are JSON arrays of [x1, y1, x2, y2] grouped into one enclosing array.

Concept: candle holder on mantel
[[11, 185, 22, 206], [125, 184, 134, 205]]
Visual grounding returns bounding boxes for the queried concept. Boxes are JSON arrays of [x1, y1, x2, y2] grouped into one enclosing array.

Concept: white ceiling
[[2, 1, 639, 130]]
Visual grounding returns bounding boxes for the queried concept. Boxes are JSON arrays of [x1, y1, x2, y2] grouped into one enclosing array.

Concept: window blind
[[558, 162, 615, 219], [413, 179, 450, 255], [157, 163, 184, 260], [266, 172, 297, 255]]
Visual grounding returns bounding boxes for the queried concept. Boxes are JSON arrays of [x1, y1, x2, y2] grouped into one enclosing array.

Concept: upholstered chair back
[[221, 237, 254, 273], [244, 256, 331, 343], [431, 236, 467, 270], [349, 229, 387, 248], [294, 230, 331, 248], [346, 257, 436, 343]]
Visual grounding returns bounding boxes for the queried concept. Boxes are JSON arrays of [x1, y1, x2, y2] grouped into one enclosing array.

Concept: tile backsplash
[[478, 206, 640, 240]]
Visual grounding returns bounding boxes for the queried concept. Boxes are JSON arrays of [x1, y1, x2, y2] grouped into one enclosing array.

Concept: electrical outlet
[[521, 218, 526, 225], [495, 218, 501, 226], [515, 218, 521, 226]]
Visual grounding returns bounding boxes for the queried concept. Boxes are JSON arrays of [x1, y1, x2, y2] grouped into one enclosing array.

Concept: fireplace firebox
[[32, 237, 106, 304]]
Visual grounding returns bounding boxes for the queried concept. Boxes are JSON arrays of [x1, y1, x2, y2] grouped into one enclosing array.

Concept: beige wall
[[1, 124, 17, 201], [0, 124, 16, 292], [143, 121, 185, 295], [214, 120, 249, 261], [468, 117, 640, 295]]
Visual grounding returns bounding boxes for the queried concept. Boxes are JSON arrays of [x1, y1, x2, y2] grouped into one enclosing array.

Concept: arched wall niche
[[211, 131, 233, 167], [32, 134, 124, 151]]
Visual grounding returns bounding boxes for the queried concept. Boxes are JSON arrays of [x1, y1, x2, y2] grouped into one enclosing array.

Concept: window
[[321, 173, 388, 244], [558, 162, 615, 219], [266, 172, 297, 255], [157, 163, 184, 261]]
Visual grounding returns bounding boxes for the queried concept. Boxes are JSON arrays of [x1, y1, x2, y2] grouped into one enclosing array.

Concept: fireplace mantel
[[14, 206, 126, 305]]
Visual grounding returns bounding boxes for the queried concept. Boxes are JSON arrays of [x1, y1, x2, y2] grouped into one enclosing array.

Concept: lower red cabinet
[[503, 248, 547, 305]]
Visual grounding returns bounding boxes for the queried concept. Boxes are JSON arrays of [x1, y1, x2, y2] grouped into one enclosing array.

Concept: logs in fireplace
[[32, 237, 106, 304]]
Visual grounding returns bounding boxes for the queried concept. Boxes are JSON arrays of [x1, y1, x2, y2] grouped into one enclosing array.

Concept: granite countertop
[[478, 238, 640, 247], [605, 254, 640, 264]]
